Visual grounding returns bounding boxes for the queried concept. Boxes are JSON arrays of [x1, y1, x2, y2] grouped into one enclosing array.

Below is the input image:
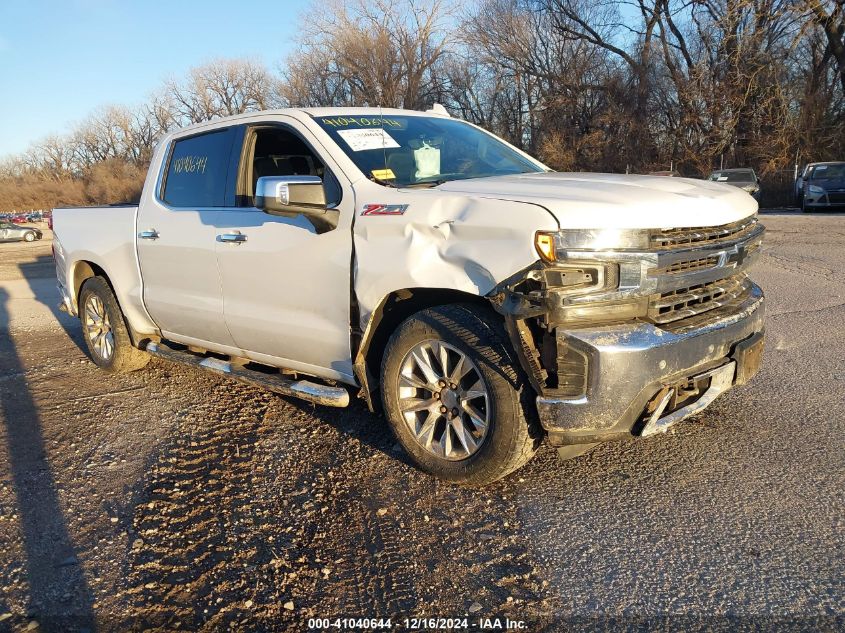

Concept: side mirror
[[255, 175, 339, 232]]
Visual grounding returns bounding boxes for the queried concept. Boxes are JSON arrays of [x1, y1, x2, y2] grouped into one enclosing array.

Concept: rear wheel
[[381, 304, 540, 485], [79, 276, 150, 373], [23, 231, 35, 242]]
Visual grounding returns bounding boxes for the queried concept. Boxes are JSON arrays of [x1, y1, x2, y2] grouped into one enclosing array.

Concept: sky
[[0, 0, 310, 158]]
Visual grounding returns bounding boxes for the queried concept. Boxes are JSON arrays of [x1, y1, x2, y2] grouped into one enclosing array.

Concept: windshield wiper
[[403, 179, 447, 189], [369, 176, 398, 188]]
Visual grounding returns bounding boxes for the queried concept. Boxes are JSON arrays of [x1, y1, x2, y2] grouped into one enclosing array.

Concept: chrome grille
[[655, 255, 720, 275], [549, 216, 763, 330], [648, 275, 750, 325], [651, 217, 758, 250]]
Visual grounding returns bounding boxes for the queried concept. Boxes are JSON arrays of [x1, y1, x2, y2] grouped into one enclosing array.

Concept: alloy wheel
[[397, 340, 490, 461], [84, 294, 114, 361]]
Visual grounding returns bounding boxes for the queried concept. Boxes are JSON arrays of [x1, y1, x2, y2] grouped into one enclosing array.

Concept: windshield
[[313, 114, 545, 187], [808, 164, 845, 180], [708, 170, 755, 183]]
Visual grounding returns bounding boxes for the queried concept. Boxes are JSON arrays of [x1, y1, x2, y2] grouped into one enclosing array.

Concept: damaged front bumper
[[537, 283, 765, 445]]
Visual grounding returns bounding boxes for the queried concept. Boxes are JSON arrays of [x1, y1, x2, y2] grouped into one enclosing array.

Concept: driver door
[[214, 122, 355, 382]]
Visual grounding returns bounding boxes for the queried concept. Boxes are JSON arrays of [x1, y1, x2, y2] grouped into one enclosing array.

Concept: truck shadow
[[0, 289, 97, 631], [17, 256, 87, 355], [285, 396, 415, 467]]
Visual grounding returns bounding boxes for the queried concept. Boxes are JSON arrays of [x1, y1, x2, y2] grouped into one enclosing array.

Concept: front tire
[[23, 231, 35, 242], [801, 195, 813, 213], [79, 276, 150, 373], [381, 304, 540, 485]]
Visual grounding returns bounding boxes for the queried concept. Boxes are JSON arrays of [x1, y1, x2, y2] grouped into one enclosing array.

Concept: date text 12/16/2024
[[307, 617, 528, 630]]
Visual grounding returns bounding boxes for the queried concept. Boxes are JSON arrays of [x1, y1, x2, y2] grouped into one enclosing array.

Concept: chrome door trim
[[217, 232, 248, 244]]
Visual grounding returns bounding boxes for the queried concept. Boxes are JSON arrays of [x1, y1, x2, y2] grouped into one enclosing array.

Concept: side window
[[323, 170, 342, 208], [243, 127, 342, 208], [162, 128, 234, 207]]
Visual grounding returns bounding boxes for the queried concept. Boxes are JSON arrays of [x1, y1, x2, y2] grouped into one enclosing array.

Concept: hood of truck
[[434, 172, 758, 229]]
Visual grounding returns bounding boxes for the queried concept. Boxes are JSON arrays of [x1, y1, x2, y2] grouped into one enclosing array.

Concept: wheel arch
[[72, 260, 146, 347], [71, 260, 106, 308], [353, 287, 494, 412]]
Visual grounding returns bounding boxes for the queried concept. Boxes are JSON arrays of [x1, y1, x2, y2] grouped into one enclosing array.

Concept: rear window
[[162, 129, 235, 207], [708, 170, 755, 183]]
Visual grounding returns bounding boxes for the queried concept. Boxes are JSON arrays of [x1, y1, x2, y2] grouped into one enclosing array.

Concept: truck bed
[[52, 204, 151, 334]]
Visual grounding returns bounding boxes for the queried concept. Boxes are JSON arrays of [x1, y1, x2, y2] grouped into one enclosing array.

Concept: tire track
[[259, 403, 423, 619], [116, 380, 281, 630], [324, 495, 420, 618]]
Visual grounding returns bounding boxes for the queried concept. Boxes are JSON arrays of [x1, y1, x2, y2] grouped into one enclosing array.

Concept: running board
[[145, 342, 350, 407]]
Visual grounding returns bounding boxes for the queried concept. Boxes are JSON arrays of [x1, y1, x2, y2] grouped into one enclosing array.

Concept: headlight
[[534, 230, 657, 326], [741, 184, 759, 193], [535, 229, 650, 261], [807, 185, 824, 195]]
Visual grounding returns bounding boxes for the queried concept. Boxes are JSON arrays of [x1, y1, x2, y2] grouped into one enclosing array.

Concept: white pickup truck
[[53, 107, 765, 484]]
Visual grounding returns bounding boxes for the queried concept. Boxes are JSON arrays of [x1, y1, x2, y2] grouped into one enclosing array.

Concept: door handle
[[217, 232, 247, 244], [139, 229, 159, 240]]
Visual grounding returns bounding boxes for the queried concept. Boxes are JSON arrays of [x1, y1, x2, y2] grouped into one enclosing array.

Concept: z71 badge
[[361, 204, 409, 216]]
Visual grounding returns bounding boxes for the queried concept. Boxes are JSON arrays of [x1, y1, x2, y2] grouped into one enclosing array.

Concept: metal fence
[[758, 169, 799, 209]]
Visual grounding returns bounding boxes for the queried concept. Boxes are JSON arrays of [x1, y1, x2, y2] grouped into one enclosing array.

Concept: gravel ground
[[0, 213, 843, 632]]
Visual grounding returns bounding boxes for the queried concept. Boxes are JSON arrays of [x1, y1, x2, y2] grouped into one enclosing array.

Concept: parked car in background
[[0, 222, 43, 242], [795, 162, 820, 204], [648, 170, 682, 177], [708, 168, 761, 201], [801, 162, 845, 212]]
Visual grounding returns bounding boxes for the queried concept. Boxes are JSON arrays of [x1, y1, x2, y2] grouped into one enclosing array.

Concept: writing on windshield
[[314, 114, 544, 187]]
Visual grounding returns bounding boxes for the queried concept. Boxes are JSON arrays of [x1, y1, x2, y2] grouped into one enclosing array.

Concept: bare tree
[[165, 59, 273, 124], [801, 0, 845, 93], [279, 0, 454, 109], [458, 0, 647, 169], [0, 58, 274, 212], [26, 135, 77, 178]]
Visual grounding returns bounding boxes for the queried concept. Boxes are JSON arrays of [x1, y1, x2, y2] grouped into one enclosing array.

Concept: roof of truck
[[302, 107, 449, 118], [170, 107, 449, 136]]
